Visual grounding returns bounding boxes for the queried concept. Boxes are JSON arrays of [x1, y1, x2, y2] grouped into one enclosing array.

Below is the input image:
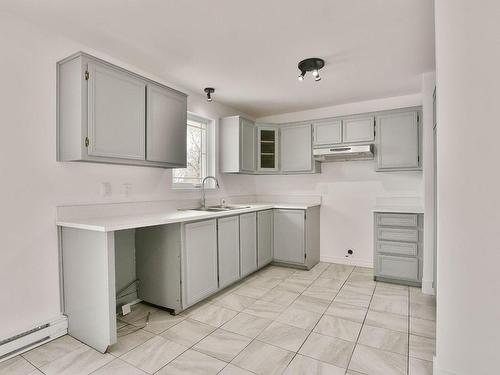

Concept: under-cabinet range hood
[[313, 144, 374, 162]]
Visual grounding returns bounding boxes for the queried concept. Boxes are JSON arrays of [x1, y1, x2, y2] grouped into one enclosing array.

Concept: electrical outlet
[[123, 183, 132, 197], [122, 303, 131, 316], [345, 249, 354, 257], [101, 182, 111, 197]]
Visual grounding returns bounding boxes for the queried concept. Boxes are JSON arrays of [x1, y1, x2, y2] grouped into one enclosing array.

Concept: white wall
[[0, 12, 253, 340], [257, 96, 424, 266], [421, 72, 436, 295], [434, 1, 500, 374]]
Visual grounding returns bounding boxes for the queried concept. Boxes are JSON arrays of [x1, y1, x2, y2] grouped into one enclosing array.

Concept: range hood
[[313, 144, 374, 162]]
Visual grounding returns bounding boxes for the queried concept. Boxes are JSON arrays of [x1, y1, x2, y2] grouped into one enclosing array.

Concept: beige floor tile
[[325, 301, 367, 323], [245, 276, 283, 290], [40, 346, 114, 375], [221, 312, 272, 338], [193, 329, 251, 362], [130, 309, 186, 334], [22, 335, 84, 368], [283, 354, 346, 375], [358, 325, 408, 355], [156, 349, 226, 374], [409, 288, 436, 306], [91, 358, 146, 374], [410, 303, 436, 321], [290, 295, 330, 314], [352, 266, 374, 275], [257, 267, 296, 280], [275, 279, 311, 293], [257, 321, 309, 352], [349, 344, 407, 375], [276, 306, 322, 331], [243, 300, 286, 320], [233, 285, 269, 299], [314, 315, 362, 342], [302, 285, 338, 301], [334, 289, 372, 308], [347, 273, 375, 284], [219, 364, 254, 374], [0, 356, 36, 375], [370, 295, 409, 316], [232, 340, 294, 375], [346, 371, 366, 375], [161, 318, 215, 347], [311, 277, 344, 290], [109, 327, 155, 357], [341, 282, 375, 296], [409, 357, 433, 375], [121, 336, 187, 373], [298, 332, 354, 368], [409, 334, 435, 361], [190, 304, 238, 327], [365, 310, 408, 333], [410, 317, 436, 339], [260, 289, 300, 306], [211, 293, 257, 312], [375, 284, 409, 298]]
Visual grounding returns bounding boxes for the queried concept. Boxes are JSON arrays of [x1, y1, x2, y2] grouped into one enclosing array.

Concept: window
[[172, 113, 214, 188]]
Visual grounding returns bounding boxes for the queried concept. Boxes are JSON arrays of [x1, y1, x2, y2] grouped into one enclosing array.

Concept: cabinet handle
[[85, 137, 89, 147]]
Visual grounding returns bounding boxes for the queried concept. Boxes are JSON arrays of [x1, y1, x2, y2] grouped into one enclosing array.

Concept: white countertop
[[57, 203, 320, 232], [372, 206, 424, 214]]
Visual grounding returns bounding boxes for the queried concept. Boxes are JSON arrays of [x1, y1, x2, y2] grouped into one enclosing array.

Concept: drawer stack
[[374, 212, 423, 286]]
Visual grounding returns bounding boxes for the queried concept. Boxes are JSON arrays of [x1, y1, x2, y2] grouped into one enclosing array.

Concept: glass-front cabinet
[[257, 126, 279, 172]]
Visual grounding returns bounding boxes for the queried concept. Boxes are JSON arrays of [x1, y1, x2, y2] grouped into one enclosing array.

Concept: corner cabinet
[[375, 110, 421, 171], [220, 116, 256, 174], [57, 52, 187, 168]]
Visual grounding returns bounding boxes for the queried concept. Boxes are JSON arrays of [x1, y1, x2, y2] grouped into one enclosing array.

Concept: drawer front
[[377, 240, 418, 256], [377, 227, 419, 242], [376, 213, 418, 227], [377, 255, 419, 281]]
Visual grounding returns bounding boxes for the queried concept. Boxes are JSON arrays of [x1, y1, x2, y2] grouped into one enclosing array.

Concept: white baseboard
[[421, 278, 436, 295], [320, 255, 373, 268], [0, 315, 67, 362]]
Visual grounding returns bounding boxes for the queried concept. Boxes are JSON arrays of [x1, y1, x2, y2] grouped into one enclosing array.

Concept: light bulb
[[298, 74, 304, 81], [315, 74, 321, 82], [312, 69, 319, 77]]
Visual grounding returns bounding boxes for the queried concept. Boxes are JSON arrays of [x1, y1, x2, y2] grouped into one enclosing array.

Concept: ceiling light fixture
[[297, 58, 325, 82], [204, 87, 215, 102]]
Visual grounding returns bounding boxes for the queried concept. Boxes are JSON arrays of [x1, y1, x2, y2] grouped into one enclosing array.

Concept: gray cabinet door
[[376, 110, 420, 170], [217, 216, 240, 289], [87, 61, 146, 160], [146, 83, 187, 165], [281, 124, 313, 172], [257, 210, 273, 267], [182, 219, 218, 307], [273, 209, 305, 264], [342, 116, 375, 143], [313, 120, 342, 147], [240, 118, 256, 172], [240, 212, 257, 277]]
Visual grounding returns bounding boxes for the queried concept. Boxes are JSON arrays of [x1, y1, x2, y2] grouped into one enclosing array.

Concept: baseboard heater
[[0, 315, 68, 362]]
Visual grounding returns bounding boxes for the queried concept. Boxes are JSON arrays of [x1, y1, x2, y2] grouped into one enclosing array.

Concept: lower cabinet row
[[135, 207, 320, 312]]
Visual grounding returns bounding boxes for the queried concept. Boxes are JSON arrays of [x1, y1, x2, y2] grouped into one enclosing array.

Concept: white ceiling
[[1, 0, 435, 117]]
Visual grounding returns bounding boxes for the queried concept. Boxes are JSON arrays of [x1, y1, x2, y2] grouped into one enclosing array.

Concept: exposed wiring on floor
[[116, 311, 151, 338], [116, 279, 140, 299]]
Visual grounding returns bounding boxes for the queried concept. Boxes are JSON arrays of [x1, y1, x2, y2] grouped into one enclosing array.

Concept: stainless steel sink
[[179, 205, 251, 212]]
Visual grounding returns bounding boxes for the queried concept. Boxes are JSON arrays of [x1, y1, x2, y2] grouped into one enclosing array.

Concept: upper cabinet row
[[220, 107, 421, 174], [57, 52, 188, 168], [220, 116, 321, 174]]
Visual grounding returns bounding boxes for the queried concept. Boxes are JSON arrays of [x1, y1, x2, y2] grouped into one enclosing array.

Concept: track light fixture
[[204, 87, 215, 102], [297, 58, 325, 82]]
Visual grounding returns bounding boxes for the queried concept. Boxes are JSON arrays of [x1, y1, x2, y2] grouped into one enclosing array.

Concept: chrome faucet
[[201, 176, 220, 208]]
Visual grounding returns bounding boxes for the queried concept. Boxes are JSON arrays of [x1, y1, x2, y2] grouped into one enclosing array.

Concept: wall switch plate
[[122, 303, 131, 316]]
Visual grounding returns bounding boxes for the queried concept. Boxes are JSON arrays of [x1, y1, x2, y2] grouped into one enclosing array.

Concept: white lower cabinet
[[257, 210, 274, 267], [182, 219, 218, 307], [239, 212, 258, 277], [217, 216, 240, 289], [273, 209, 306, 264]]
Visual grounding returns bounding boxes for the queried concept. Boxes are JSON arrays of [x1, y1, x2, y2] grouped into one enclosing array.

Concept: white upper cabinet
[[220, 116, 256, 173], [87, 61, 146, 160], [342, 116, 375, 143], [241, 119, 256, 172], [313, 119, 342, 147], [376, 110, 421, 171], [146, 83, 187, 165], [257, 126, 279, 172], [281, 124, 313, 172], [57, 52, 187, 168]]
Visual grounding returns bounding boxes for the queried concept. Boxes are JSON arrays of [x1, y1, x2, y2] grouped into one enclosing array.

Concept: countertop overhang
[[57, 203, 320, 232]]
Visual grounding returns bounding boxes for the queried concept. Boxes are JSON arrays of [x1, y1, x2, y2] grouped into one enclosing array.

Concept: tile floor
[[0, 262, 436, 375]]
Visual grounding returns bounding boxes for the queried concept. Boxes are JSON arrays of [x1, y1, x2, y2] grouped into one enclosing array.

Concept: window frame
[[172, 112, 215, 190]]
